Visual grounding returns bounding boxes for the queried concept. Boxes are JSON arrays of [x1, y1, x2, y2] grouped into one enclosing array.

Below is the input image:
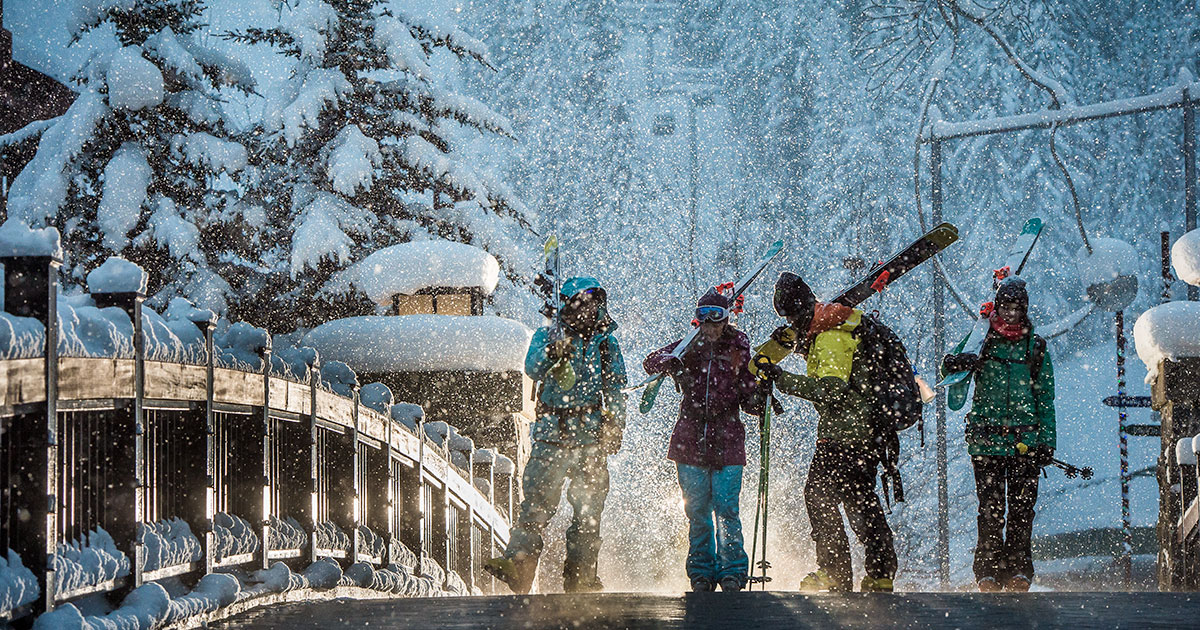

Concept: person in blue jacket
[[485, 277, 627, 594]]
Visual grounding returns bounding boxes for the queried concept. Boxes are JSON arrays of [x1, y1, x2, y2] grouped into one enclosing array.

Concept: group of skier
[[485, 262, 1056, 595]]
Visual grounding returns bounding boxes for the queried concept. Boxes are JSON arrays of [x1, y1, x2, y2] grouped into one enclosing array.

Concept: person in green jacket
[[942, 277, 1055, 592], [485, 277, 627, 594], [756, 272, 897, 593]]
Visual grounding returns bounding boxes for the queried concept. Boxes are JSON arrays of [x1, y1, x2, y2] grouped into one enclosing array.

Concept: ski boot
[[1004, 574, 1031, 592], [798, 569, 849, 593], [860, 576, 894, 593], [690, 576, 716, 592], [484, 554, 538, 594], [718, 576, 743, 593], [977, 577, 1002, 592]]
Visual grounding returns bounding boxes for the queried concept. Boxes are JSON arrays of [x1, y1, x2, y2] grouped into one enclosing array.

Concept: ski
[[938, 218, 1044, 410], [533, 235, 577, 390], [629, 240, 784, 414], [832, 223, 960, 307], [750, 223, 960, 376]]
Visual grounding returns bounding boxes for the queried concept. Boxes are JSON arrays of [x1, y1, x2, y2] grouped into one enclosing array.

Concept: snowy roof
[[324, 240, 501, 304], [301, 314, 531, 373], [1133, 301, 1200, 382]]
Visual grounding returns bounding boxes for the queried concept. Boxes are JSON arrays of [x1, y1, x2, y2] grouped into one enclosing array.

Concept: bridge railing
[[0, 254, 511, 624]]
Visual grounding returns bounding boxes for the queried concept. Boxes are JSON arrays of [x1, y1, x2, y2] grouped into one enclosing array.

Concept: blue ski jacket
[[525, 276, 628, 445]]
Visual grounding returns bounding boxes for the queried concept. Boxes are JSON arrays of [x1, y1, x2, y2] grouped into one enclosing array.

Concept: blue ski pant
[[504, 440, 609, 584], [677, 463, 749, 585]]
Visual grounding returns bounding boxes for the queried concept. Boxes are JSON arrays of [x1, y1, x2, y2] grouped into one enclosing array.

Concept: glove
[[547, 339, 575, 362], [1030, 445, 1054, 468], [943, 352, 979, 373], [754, 358, 783, 382], [770, 325, 798, 350], [663, 356, 685, 375]]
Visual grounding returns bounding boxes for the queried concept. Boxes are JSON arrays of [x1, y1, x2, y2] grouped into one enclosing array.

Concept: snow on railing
[[138, 518, 203, 573], [268, 516, 309, 552], [213, 513, 260, 562], [0, 550, 38, 616], [52, 528, 131, 598]]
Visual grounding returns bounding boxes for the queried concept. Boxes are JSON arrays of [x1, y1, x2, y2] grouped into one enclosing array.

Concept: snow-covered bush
[[138, 518, 203, 573], [213, 512, 259, 561], [52, 528, 131, 597]]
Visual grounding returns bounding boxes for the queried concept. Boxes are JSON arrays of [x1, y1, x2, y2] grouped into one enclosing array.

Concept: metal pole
[[1185, 86, 1197, 301], [1117, 310, 1133, 585], [1163, 231, 1172, 302], [931, 140, 950, 587], [688, 96, 699, 295]]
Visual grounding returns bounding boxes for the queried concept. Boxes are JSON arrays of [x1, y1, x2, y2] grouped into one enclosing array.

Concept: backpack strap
[[1028, 335, 1047, 383]]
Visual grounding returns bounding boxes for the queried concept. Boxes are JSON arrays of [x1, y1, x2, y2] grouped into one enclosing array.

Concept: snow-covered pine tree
[[6, 0, 257, 310], [224, 0, 533, 330]]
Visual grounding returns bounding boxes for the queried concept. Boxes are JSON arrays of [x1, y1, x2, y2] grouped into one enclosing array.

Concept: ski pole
[[1050, 457, 1094, 480], [748, 386, 773, 589]]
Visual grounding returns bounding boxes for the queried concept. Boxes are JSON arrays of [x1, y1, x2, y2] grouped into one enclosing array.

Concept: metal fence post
[[199, 321, 216, 575], [259, 344, 272, 571], [92, 289, 145, 588], [308, 357, 320, 565], [1, 254, 61, 614], [930, 140, 950, 587]]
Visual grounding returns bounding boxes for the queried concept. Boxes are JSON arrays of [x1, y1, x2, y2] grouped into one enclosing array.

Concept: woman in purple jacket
[[644, 288, 762, 592]]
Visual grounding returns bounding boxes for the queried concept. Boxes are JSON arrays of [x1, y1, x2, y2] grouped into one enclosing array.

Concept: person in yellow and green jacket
[[755, 272, 897, 593], [942, 277, 1054, 593]]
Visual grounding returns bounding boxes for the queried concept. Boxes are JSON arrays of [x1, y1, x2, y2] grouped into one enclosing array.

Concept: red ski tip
[[870, 270, 891, 293], [979, 301, 995, 318], [993, 265, 1011, 280]]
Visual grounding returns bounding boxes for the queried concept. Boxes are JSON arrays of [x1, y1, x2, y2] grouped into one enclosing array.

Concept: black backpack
[[853, 314, 922, 507]]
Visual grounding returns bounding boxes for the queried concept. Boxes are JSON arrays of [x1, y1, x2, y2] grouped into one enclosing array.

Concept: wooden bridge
[[0, 254, 515, 625]]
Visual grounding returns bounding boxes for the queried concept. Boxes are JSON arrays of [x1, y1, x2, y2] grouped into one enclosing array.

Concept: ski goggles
[[695, 305, 729, 323]]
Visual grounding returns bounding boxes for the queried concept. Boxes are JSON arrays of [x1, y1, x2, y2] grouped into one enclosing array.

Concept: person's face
[[699, 319, 726, 342], [997, 301, 1024, 325], [562, 291, 600, 330]]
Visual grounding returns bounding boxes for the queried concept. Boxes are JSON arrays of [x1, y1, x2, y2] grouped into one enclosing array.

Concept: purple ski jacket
[[644, 326, 760, 468]]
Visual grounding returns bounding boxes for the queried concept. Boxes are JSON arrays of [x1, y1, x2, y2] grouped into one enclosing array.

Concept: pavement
[[211, 591, 1200, 629]]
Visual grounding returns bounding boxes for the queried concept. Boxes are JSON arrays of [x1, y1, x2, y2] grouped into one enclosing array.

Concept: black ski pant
[[972, 455, 1040, 582], [804, 440, 897, 590]]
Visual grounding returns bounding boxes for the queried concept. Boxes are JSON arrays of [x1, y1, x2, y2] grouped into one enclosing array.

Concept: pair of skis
[[937, 218, 1044, 410], [535, 236, 576, 390]]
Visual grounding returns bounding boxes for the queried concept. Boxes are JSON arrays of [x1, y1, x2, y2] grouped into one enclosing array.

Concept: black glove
[[1030, 445, 1054, 468], [754, 358, 783, 382], [547, 339, 575, 361], [663, 356, 685, 375], [943, 352, 979, 373], [770, 325, 798, 350]]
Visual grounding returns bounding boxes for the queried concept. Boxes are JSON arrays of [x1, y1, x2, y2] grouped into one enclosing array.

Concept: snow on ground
[[0, 550, 38, 614], [1172, 229, 1200, 286], [52, 528, 131, 597], [302, 315, 531, 373], [138, 518, 202, 573], [321, 239, 500, 305], [1133, 301, 1200, 382]]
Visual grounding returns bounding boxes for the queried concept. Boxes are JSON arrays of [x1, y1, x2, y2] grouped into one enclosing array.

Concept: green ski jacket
[[950, 331, 1056, 456]]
